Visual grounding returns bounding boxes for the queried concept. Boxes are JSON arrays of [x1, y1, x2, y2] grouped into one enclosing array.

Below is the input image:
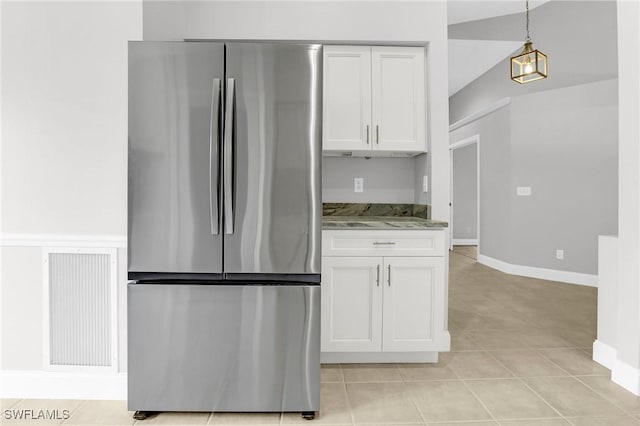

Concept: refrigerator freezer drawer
[[128, 283, 320, 413]]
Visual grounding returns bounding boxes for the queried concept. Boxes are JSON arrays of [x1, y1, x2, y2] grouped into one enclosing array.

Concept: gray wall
[[449, 1, 618, 124], [450, 107, 512, 261], [323, 158, 415, 203], [450, 79, 618, 275], [452, 143, 478, 241], [507, 79, 618, 274]]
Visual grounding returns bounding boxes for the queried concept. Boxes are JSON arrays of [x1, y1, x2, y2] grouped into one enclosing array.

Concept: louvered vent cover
[[47, 252, 113, 368]]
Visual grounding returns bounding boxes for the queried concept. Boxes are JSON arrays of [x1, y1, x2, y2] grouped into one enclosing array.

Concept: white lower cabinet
[[382, 257, 444, 352], [321, 230, 448, 362], [321, 257, 383, 352]]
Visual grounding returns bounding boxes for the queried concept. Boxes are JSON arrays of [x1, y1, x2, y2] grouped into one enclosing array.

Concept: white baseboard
[[0, 233, 127, 248], [452, 239, 478, 246], [612, 359, 640, 396], [0, 370, 127, 400], [321, 351, 439, 364], [591, 341, 640, 396], [477, 254, 597, 287], [593, 340, 617, 370]]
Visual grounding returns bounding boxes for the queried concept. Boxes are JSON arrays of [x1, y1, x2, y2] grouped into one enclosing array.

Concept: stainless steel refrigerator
[[127, 42, 321, 420]]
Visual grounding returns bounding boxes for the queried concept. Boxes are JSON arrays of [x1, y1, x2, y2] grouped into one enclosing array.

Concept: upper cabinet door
[[323, 46, 372, 151], [371, 47, 426, 153]]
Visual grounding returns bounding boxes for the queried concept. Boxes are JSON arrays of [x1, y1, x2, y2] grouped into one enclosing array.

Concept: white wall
[[141, 0, 450, 219], [594, 0, 640, 396], [2, 1, 142, 236], [1, 0, 142, 398]]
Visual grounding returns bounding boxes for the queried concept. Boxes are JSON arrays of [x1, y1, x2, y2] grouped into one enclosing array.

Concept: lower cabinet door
[[321, 256, 383, 352], [382, 257, 444, 352]]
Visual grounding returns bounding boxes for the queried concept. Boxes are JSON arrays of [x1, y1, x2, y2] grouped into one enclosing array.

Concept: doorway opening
[[449, 135, 480, 259]]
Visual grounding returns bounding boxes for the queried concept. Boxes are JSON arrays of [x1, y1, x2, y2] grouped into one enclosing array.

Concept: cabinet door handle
[[387, 265, 391, 286], [366, 125, 370, 145], [376, 264, 380, 287], [373, 241, 396, 246], [376, 125, 380, 144]]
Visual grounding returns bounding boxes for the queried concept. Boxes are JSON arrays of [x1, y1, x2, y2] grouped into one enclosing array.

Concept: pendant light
[[510, 0, 548, 83]]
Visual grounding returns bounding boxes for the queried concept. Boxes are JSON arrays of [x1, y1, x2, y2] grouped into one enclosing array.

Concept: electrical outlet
[[423, 175, 429, 193], [556, 249, 564, 260], [354, 177, 363, 193]]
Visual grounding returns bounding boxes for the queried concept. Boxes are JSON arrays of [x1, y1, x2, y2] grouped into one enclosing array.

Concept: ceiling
[[447, 0, 551, 96], [448, 39, 523, 96]]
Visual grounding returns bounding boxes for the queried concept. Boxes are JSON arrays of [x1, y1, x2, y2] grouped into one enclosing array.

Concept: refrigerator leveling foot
[[133, 411, 158, 420], [301, 412, 315, 420]]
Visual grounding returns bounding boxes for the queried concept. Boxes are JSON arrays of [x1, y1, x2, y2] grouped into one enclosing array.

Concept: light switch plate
[[354, 177, 364, 193], [516, 186, 532, 196], [556, 249, 564, 260]]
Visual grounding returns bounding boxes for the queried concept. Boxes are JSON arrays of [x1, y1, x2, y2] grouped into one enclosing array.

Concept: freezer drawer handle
[[373, 241, 396, 246], [209, 78, 221, 235], [224, 78, 236, 235]]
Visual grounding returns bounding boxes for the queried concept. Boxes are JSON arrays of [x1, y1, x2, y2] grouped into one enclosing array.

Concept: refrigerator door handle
[[224, 78, 236, 234], [209, 78, 221, 235]]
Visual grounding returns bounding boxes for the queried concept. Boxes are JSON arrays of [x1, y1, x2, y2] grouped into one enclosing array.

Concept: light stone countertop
[[322, 216, 448, 230]]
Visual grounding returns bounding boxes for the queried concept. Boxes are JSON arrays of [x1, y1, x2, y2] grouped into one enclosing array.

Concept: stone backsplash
[[323, 203, 431, 219]]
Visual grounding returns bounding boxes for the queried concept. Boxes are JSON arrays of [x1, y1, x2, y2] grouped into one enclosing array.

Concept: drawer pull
[[373, 241, 396, 246], [376, 264, 380, 287]]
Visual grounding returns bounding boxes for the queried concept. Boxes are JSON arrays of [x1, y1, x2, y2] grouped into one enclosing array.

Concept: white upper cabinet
[[322, 45, 426, 156], [371, 47, 426, 153], [322, 46, 372, 151]]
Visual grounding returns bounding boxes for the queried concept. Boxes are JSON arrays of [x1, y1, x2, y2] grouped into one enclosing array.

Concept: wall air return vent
[[43, 248, 118, 372]]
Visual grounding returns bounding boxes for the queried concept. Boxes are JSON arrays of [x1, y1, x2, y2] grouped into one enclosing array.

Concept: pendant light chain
[[511, 0, 547, 83], [526, 0, 531, 42]]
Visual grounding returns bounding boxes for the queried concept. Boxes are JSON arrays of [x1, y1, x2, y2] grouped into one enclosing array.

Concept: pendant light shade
[[510, 0, 548, 84], [511, 41, 548, 83]]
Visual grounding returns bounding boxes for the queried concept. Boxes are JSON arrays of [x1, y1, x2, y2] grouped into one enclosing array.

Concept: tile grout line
[[532, 346, 600, 378], [573, 375, 640, 419], [483, 348, 572, 425], [403, 380, 429, 426], [459, 377, 500, 425], [60, 399, 89, 425], [410, 361, 465, 425], [341, 378, 356, 426], [447, 341, 501, 424]]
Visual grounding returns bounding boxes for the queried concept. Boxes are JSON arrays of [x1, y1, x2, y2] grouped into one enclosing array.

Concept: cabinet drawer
[[322, 230, 445, 257]]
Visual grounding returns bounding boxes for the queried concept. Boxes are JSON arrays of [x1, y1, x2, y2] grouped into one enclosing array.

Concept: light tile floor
[[4, 247, 640, 425]]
